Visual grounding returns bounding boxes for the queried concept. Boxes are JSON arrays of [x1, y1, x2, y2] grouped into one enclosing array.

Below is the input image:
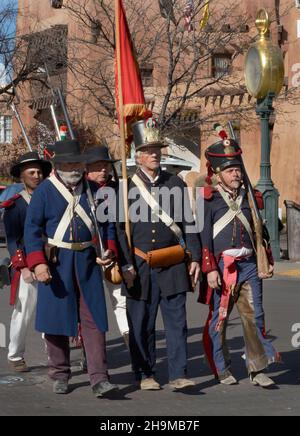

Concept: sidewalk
[[274, 261, 300, 278]]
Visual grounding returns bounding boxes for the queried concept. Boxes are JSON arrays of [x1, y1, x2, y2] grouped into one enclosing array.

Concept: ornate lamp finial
[[255, 9, 270, 40]]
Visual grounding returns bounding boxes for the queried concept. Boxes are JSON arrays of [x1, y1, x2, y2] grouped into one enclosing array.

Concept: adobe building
[[13, 0, 300, 212]]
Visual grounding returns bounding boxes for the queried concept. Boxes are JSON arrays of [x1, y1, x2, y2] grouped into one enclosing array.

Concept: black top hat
[[205, 139, 243, 173], [85, 146, 119, 165], [52, 139, 87, 163], [10, 151, 52, 178], [132, 118, 166, 152]]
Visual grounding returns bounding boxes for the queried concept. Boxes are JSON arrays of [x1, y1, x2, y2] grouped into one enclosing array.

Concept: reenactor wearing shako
[[0, 152, 52, 372], [116, 118, 201, 391], [199, 125, 281, 387], [24, 139, 118, 397]]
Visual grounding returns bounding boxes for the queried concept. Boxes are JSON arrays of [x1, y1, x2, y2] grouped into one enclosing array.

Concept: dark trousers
[[126, 270, 188, 382], [45, 291, 108, 388]]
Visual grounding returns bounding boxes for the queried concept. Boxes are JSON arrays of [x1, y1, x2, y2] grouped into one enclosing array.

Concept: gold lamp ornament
[[244, 9, 284, 99]]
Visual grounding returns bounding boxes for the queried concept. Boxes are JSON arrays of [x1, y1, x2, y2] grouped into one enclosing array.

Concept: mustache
[[57, 170, 84, 186]]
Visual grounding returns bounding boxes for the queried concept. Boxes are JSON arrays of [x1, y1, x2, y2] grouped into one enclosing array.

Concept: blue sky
[[0, 0, 18, 85], [1, 0, 18, 37]]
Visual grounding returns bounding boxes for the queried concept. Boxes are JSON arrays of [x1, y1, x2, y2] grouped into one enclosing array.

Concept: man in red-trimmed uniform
[[1, 152, 52, 372], [198, 126, 280, 388]]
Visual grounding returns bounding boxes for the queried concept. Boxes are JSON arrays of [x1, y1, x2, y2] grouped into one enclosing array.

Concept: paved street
[[0, 245, 299, 416]]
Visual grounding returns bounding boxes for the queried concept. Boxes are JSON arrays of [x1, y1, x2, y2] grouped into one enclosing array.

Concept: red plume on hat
[[213, 123, 233, 148], [213, 123, 228, 141], [205, 123, 229, 185], [205, 123, 243, 181]]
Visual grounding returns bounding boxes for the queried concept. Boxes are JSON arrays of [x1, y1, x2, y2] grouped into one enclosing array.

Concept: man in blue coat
[[1, 152, 52, 372], [24, 139, 118, 397]]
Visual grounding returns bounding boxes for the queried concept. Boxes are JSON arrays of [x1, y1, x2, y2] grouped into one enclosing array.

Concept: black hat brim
[[11, 159, 52, 178], [52, 154, 88, 164], [215, 160, 243, 173], [86, 155, 119, 165], [135, 142, 166, 152]]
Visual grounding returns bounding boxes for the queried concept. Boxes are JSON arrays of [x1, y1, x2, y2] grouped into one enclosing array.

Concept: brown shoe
[[169, 378, 196, 390], [140, 377, 161, 390], [8, 359, 30, 373]]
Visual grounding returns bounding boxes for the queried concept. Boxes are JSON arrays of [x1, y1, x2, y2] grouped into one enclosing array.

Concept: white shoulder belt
[[48, 175, 95, 243], [213, 188, 255, 250]]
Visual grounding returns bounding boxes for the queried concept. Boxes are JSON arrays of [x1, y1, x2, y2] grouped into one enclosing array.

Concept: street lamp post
[[244, 9, 284, 261], [255, 93, 280, 259]]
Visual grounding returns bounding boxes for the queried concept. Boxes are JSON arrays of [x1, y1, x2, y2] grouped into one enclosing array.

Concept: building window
[[212, 54, 232, 79], [141, 65, 154, 87], [26, 25, 68, 75], [50, 0, 63, 8], [0, 116, 12, 143]]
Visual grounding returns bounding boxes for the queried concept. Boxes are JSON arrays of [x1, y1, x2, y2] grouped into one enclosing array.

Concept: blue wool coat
[[24, 178, 115, 336], [1, 194, 29, 305]]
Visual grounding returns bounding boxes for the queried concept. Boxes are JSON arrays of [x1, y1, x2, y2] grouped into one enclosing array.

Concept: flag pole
[[115, 0, 131, 248]]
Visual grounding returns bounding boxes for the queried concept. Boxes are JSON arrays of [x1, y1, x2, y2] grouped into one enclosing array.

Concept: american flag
[[184, 0, 194, 32]]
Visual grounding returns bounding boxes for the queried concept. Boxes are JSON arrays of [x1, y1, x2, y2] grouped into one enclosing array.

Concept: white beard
[[57, 170, 84, 187]]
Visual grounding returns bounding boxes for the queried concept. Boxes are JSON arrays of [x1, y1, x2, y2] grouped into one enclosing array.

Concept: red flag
[[115, 0, 151, 152]]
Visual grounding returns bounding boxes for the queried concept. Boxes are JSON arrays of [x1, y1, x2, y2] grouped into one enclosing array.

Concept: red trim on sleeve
[[10, 271, 21, 306], [202, 247, 218, 274], [200, 187, 215, 200], [0, 194, 21, 209], [11, 250, 27, 270], [107, 240, 118, 259], [27, 251, 47, 271]]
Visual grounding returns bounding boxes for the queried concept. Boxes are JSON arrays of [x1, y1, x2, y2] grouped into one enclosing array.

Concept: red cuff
[[10, 271, 21, 306], [11, 250, 27, 270], [27, 251, 47, 271], [200, 187, 215, 200], [202, 247, 218, 273], [107, 240, 118, 259]]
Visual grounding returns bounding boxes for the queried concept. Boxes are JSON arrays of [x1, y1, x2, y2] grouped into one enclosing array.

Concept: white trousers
[[8, 276, 38, 361], [105, 280, 129, 335]]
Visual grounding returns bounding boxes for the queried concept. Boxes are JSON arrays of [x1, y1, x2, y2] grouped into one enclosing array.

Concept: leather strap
[[134, 247, 148, 261]]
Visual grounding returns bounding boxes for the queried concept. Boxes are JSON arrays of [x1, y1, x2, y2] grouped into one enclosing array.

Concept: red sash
[[216, 255, 239, 332]]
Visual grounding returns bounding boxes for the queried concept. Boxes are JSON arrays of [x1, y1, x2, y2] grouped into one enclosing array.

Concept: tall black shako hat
[[132, 118, 166, 152], [205, 123, 243, 185], [51, 139, 87, 163], [10, 151, 52, 178]]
